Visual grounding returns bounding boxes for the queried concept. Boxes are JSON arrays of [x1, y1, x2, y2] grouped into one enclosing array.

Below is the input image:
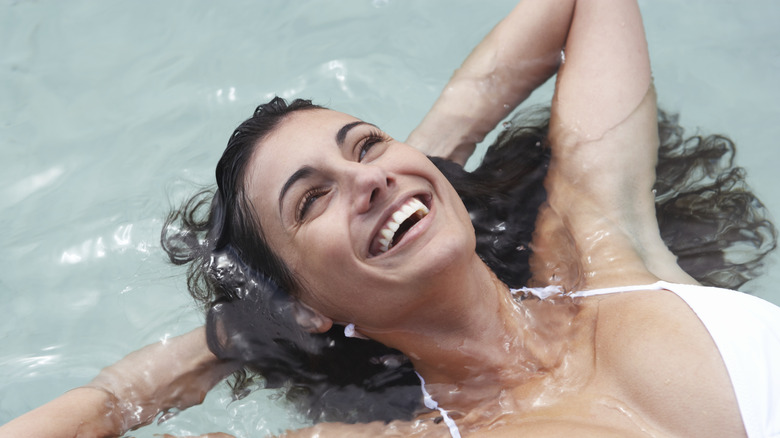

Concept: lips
[[369, 197, 430, 257]]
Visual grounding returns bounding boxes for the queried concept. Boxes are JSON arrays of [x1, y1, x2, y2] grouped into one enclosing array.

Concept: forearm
[[0, 328, 239, 438], [0, 387, 122, 438], [407, 0, 576, 164], [86, 327, 238, 431]]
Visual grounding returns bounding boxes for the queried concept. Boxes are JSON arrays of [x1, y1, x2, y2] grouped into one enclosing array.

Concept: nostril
[[369, 187, 379, 204]]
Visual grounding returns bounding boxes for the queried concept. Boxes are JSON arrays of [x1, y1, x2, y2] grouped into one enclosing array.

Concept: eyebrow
[[278, 165, 314, 214], [336, 121, 369, 146]]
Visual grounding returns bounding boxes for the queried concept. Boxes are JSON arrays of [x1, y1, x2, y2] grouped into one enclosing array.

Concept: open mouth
[[370, 197, 430, 257]]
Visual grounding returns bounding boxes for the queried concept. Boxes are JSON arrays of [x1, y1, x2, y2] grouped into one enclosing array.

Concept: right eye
[[297, 187, 328, 221]]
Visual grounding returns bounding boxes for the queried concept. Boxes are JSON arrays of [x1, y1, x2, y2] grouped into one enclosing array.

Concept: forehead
[[274, 108, 360, 140], [254, 108, 360, 162]]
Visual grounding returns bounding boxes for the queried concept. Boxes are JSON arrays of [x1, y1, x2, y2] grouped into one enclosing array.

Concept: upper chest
[[448, 291, 746, 437], [534, 291, 744, 437]]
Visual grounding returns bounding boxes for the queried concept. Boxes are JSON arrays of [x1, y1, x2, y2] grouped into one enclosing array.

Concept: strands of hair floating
[[344, 324, 461, 437]]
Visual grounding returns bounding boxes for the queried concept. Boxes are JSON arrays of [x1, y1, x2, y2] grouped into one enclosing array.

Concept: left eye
[[358, 135, 384, 162]]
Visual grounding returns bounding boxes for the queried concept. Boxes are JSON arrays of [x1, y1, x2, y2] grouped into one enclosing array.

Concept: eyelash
[[297, 187, 328, 222], [358, 130, 388, 162]]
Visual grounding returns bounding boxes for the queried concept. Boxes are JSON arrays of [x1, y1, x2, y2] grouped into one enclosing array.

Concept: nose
[[344, 162, 391, 214]]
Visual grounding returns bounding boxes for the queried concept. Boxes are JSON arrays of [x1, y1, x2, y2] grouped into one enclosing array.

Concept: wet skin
[[244, 109, 477, 332]]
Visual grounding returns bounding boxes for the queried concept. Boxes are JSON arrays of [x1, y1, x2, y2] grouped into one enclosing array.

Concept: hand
[[86, 327, 240, 433]]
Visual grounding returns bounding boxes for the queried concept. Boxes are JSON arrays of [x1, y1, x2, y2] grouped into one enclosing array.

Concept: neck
[[365, 255, 582, 411]]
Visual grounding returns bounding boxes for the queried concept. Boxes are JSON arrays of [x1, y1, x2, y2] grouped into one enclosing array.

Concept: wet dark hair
[[435, 108, 777, 291], [161, 97, 776, 424]]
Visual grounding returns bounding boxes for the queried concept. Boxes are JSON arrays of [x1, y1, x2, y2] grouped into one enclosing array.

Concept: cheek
[[287, 225, 358, 299], [296, 222, 351, 264]]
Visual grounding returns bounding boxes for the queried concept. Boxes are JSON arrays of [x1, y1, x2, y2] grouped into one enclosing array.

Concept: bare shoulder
[[590, 288, 715, 358], [585, 290, 746, 437], [589, 289, 709, 372]]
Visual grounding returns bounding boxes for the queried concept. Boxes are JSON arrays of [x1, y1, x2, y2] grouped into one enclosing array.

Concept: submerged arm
[[0, 387, 122, 437], [0, 327, 239, 438], [406, 0, 575, 165]]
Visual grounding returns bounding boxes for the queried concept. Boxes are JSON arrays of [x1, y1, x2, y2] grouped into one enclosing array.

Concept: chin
[[418, 226, 476, 278]]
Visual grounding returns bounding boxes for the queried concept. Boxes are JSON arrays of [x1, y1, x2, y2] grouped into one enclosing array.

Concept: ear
[[292, 301, 333, 334]]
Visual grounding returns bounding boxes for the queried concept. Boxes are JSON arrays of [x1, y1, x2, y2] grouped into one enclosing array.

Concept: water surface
[[1, 1, 779, 436]]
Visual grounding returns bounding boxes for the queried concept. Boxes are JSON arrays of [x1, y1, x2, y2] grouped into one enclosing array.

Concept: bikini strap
[[415, 372, 462, 438], [511, 282, 665, 299], [568, 282, 665, 297]]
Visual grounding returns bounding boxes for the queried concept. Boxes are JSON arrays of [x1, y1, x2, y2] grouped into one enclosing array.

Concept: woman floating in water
[[3, 0, 779, 437]]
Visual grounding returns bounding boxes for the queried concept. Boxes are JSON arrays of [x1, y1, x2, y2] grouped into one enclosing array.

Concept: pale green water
[[1, 0, 779, 436]]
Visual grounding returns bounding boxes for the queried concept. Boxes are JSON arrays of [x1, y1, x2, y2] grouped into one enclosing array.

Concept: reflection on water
[[1, 0, 779, 436], [1, 166, 64, 210]]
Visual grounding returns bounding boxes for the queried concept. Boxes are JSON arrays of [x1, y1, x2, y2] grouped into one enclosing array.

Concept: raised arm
[[0, 327, 239, 438], [406, 0, 575, 165], [531, 0, 697, 289]]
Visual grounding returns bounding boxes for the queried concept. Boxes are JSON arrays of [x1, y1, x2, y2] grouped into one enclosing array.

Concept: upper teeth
[[377, 198, 429, 254]]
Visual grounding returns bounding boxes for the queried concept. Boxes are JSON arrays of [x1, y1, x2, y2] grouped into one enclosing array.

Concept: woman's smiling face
[[244, 109, 475, 330]]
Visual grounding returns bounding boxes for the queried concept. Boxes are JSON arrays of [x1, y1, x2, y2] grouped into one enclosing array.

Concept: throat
[[410, 293, 591, 412]]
